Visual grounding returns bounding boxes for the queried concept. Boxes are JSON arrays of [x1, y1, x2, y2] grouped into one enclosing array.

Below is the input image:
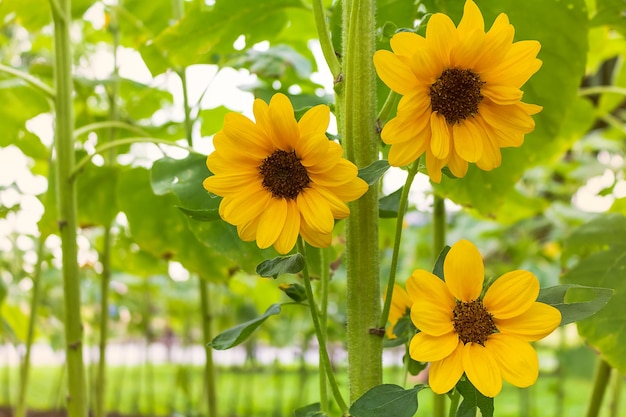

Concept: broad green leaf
[[210, 303, 282, 350], [76, 164, 120, 227], [359, 160, 390, 186], [349, 384, 425, 417], [0, 303, 29, 342], [256, 254, 305, 278], [455, 378, 494, 417], [293, 403, 327, 417], [379, 186, 402, 218], [561, 213, 626, 373], [0, 82, 51, 146], [177, 206, 221, 222], [429, 0, 589, 218], [590, 0, 626, 35], [199, 106, 231, 137], [153, 0, 308, 68], [537, 284, 613, 326], [150, 154, 272, 272]]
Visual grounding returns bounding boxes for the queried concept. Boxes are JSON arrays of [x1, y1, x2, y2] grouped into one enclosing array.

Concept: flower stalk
[[432, 194, 447, 417], [50, 0, 88, 415], [586, 359, 613, 417], [341, 0, 381, 401]]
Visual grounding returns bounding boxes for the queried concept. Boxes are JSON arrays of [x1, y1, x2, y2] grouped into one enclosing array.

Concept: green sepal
[[256, 253, 305, 279], [279, 282, 307, 303], [209, 303, 282, 350]]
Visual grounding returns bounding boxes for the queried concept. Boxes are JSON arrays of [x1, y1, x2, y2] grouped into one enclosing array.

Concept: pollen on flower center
[[259, 149, 311, 199], [430, 68, 485, 125], [452, 298, 497, 345]]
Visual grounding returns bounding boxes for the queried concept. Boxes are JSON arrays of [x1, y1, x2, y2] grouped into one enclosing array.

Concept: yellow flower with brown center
[[203, 93, 368, 254], [408, 240, 561, 397], [373, 0, 543, 182]]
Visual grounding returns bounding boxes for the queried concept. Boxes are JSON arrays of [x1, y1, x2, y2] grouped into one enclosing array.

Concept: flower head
[[407, 240, 561, 397], [373, 0, 543, 182], [203, 93, 368, 254]]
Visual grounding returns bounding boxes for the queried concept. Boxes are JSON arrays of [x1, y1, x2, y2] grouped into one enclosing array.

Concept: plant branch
[[73, 121, 151, 139], [0, 63, 56, 100], [586, 358, 612, 417], [311, 0, 341, 78], [578, 86, 626, 96]]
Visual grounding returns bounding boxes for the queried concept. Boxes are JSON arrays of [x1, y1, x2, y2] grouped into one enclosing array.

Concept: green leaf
[[199, 106, 231, 137], [432, 246, 451, 281], [293, 403, 327, 417], [379, 187, 402, 218], [209, 303, 282, 350], [359, 160, 390, 186], [177, 206, 221, 222], [455, 378, 494, 417], [560, 213, 626, 373], [537, 284, 613, 326], [349, 384, 425, 417], [256, 254, 305, 279]]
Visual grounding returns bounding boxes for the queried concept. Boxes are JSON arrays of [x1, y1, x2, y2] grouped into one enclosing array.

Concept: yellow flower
[[384, 283, 413, 339], [373, 0, 543, 182], [203, 93, 368, 254], [408, 240, 561, 397]]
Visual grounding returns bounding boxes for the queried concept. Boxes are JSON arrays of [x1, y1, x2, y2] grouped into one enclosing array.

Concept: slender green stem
[[342, 0, 381, 402], [70, 137, 199, 180], [178, 68, 194, 147], [379, 160, 419, 329], [318, 247, 330, 413], [199, 278, 219, 417], [297, 239, 349, 415], [311, 0, 341, 78], [51, 0, 88, 415], [520, 386, 532, 417], [578, 85, 626, 96], [447, 389, 460, 417], [0, 63, 56, 100], [432, 194, 447, 417], [73, 120, 151, 139], [602, 113, 626, 136], [609, 367, 623, 417], [95, 226, 112, 417], [15, 240, 45, 417], [376, 90, 399, 127], [586, 358, 613, 417]]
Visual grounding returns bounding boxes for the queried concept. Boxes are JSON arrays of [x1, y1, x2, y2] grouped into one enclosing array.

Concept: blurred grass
[[0, 359, 623, 417]]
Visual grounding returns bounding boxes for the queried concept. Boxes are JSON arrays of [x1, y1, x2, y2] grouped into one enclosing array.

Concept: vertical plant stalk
[[609, 367, 623, 417], [297, 239, 349, 415], [318, 247, 330, 413], [432, 194, 447, 417], [15, 240, 45, 417], [199, 278, 218, 417], [586, 359, 613, 417], [95, 5, 120, 417], [341, 0, 381, 402], [51, 0, 88, 415]]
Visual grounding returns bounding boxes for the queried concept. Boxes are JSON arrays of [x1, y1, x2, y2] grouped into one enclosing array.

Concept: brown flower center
[[452, 298, 497, 345], [430, 68, 485, 125], [259, 150, 310, 199]]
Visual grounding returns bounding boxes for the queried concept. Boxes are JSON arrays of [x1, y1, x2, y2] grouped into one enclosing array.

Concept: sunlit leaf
[[257, 254, 305, 279], [455, 378, 494, 417], [537, 284, 612, 326], [210, 303, 282, 350], [350, 384, 425, 417], [379, 186, 402, 218]]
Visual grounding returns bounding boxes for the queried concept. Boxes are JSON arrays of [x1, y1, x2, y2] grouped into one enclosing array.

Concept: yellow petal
[[299, 219, 332, 248], [297, 188, 334, 234], [268, 93, 299, 150], [256, 198, 287, 249], [273, 200, 300, 254], [480, 101, 536, 134], [430, 112, 451, 159], [212, 132, 265, 166], [220, 188, 272, 225], [481, 84, 523, 105], [406, 270, 455, 336], [387, 134, 429, 167], [305, 141, 344, 174], [311, 185, 351, 219], [444, 240, 484, 302], [473, 13, 514, 74], [462, 342, 502, 397], [203, 172, 260, 196], [447, 148, 469, 179], [474, 117, 503, 170], [297, 133, 332, 166], [429, 341, 464, 394], [425, 13, 457, 68], [252, 98, 271, 137], [483, 270, 539, 320], [298, 104, 330, 137], [457, 0, 485, 35], [495, 302, 561, 341], [324, 177, 369, 203], [485, 333, 538, 388], [373, 50, 419, 95], [390, 31, 425, 56], [486, 41, 542, 88], [425, 151, 446, 183], [453, 0, 486, 69], [222, 113, 273, 158], [308, 159, 357, 186], [452, 120, 483, 163], [409, 331, 459, 362], [237, 215, 260, 242]]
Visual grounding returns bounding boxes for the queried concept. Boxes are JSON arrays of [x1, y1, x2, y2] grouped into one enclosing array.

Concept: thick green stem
[[15, 240, 45, 417], [51, 0, 88, 415], [311, 0, 341, 78], [341, 0, 381, 402], [297, 239, 349, 415], [586, 358, 613, 417], [380, 160, 418, 330], [199, 278, 219, 417], [432, 194, 447, 417]]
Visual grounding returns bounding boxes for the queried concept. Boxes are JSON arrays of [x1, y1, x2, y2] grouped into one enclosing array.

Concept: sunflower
[[373, 0, 543, 182], [203, 93, 368, 254], [384, 283, 413, 339], [408, 240, 561, 397]]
